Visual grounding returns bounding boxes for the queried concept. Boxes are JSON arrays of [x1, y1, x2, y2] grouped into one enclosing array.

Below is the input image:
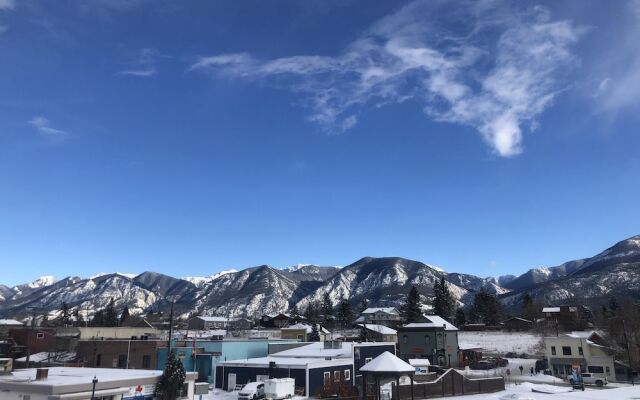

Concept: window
[[96, 354, 102, 367], [403, 335, 408, 344], [323, 372, 331, 387], [588, 366, 604, 374], [36, 332, 44, 340], [117, 354, 127, 368], [297, 334, 303, 341], [142, 355, 151, 369], [344, 369, 351, 381], [551, 346, 556, 355], [562, 346, 572, 356], [425, 335, 430, 345], [578, 346, 583, 356], [334, 371, 340, 382]]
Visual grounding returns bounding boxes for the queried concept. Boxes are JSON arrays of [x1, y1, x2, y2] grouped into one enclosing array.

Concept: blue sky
[[0, 0, 639, 285]]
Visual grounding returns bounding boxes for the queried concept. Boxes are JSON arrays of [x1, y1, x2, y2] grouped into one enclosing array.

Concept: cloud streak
[[28, 117, 68, 141], [118, 48, 160, 78], [191, 0, 582, 156]]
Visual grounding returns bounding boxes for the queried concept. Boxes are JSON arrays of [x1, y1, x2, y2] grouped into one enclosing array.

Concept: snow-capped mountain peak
[[23, 276, 56, 289]]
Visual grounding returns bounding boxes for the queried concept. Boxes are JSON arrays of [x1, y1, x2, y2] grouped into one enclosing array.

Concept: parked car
[[238, 382, 265, 400], [568, 372, 608, 387], [469, 361, 493, 370]]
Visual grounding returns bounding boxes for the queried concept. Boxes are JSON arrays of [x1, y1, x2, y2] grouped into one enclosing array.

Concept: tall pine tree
[[120, 306, 131, 326], [400, 286, 422, 324], [471, 287, 502, 326], [454, 307, 466, 327], [321, 292, 333, 322], [337, 298, 353, 329], [308, 323, 321, 341], [432, 277, 454, 321], [155, 352, 186, 400], [104, 298, 119, 327]]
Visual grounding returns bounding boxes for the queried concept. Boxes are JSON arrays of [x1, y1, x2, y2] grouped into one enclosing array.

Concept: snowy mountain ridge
[[1, 234, 638, 318]]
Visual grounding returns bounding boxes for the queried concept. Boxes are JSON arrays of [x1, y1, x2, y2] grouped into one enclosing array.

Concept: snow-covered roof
[[0, 367, 162, 386], [404, 315, 458, 331], [15, 352, 76, 363], [408, 359, 431, 367], [217, 356, 349, 368], [281, 323, 329, 334], [272, 342, 351, 358], [362, 307, 399, 315], [542, 307, 560, 313], [357, 324, 397, 335], [360, 351, 414, 373], [0, 319, 23, 326], [458, 342, 483, 351], [196, 316, 228, 322], [566, 331, 595, 339]]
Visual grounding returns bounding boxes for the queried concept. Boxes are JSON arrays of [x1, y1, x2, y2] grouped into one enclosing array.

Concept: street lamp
[[91, 376, 98, 400]]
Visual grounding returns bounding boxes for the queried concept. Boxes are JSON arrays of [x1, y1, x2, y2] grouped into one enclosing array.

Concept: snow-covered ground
[[458, 332, 543, 355], [204, 384, 640, 399]]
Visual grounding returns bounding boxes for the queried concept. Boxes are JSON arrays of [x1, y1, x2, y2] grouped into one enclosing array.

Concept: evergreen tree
[[321, 292, 333, 321], [308, 323, 320, 341], [432, 277, 454, 321], [104, 298, 119, 327], [74, 308, 85, 327], [470, 288, 502, 326], [54, 302, 71, 327], [91, 310, 105, 327], [155, 352, 186, 400], [400, 286, 422, 324], [358, 298, 369, 313], [454, 307, 467, 327], [337, 298, 353, 329], [359, 324, 369, 342], [289, 303, 301, 322], [41, 313, 50, 327], [120, 306, 131, 326], [304, 301, 317, 323], [608, 297, 619, 317]]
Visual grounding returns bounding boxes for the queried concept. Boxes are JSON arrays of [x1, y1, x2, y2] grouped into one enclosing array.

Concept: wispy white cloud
[[118, 48, 160, 78], [190, 0, 582, 157], [28, 116, 68, 141], [0, 0, 15, 11], [592, 0, 640, 112]]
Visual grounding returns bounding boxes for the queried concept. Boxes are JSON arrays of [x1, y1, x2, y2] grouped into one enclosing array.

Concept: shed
[[360, 351, 415, 400]]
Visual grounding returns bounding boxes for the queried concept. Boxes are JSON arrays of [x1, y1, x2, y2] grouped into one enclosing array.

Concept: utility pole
[[167, 301, 174, 355], [621, 319, 634, 386]]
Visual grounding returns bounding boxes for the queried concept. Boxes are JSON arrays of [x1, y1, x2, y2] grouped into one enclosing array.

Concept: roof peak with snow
[[360, 351, 415, 373]]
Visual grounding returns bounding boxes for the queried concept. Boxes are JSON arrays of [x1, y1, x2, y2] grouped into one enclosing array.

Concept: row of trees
[[40, 299, 132, 328]]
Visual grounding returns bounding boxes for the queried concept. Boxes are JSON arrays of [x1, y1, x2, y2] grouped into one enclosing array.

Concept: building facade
[[397, 316, 459, 368], [544, 331, 624, 382], [77, 339, 164, 370]]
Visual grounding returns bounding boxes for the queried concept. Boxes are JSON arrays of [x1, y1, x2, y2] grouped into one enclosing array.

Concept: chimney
[[36, 368, 49, 381]]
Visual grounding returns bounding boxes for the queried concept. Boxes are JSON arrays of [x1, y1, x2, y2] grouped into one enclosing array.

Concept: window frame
[[551, 346, 556, 355], [344, 369, 351, 381], [562, 346, 572, 356]]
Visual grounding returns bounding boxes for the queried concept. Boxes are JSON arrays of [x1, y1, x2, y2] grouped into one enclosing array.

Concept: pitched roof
[[360, 351, 415, 373], [362, 307, 399, 315], [196, 316, 228, 322], [357, 324, 397, 335], [404, 315, 458, 331], [0, 319, 23, 326]]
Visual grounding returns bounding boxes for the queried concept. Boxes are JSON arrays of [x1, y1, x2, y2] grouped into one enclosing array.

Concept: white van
[[238, 382, 265, 400]]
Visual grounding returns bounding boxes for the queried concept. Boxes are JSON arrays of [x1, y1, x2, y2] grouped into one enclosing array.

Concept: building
[[215, 341, 396, 397], [280, 323, 329, 341], [0, 366, 197, 400], [187, 316, 229, 331], [397, 315, 459, 367], [356, 324, 397, 342], [356, 308, 402, 326], [542, 305, 591, 332], [544, 331, 627, 382], [260, 314, 297, 328], [502, 317, 533, 331], [0, 319, 23, 336], [77, 339, 165, 370]]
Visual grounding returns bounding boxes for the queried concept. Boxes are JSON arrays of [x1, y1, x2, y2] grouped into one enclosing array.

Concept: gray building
[[397, 315, 459, 368]]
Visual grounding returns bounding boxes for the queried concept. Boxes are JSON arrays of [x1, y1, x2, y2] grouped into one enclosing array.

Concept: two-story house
[[544, 331, 627, 382], [356, 324, 397, 342], [355, 308, 402, 327], [187, 316, 229, 331], [396, 315, 459, 368]]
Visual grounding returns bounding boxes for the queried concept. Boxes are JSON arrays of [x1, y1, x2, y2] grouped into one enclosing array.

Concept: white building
[[544, 331, 626, 382], [0, 367, 197, 400]]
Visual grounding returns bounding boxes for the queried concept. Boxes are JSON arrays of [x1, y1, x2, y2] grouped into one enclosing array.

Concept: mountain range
[[1, 234, 638, 320]]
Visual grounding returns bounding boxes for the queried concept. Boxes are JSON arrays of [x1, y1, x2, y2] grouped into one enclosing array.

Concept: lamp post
[[91, 376, 98, 400]]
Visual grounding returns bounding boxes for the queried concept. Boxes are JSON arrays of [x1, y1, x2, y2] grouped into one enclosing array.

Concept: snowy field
[[458, 331, 543, 355], [204, 384, 640, 400]]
